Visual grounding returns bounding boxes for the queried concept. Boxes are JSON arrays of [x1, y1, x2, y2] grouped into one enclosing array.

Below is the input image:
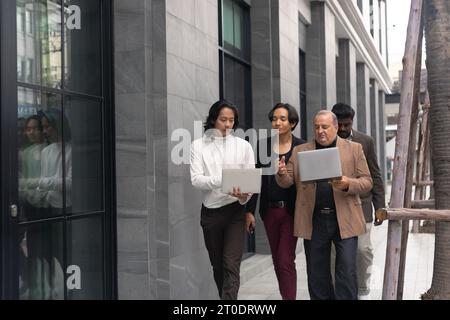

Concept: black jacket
[[246, 135, 305, 220], [351, 130, 386, 222]]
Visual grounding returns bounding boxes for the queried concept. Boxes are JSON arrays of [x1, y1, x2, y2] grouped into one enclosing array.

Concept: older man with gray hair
[[276, 110, 372, 300]]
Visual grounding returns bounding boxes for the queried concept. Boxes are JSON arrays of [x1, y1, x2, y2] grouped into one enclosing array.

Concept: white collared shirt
[[190, 134, 255, 208]]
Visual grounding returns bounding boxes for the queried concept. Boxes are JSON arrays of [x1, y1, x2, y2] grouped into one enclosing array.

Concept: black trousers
[[201, 201, 245, 300], [303, 210, 358, 300]]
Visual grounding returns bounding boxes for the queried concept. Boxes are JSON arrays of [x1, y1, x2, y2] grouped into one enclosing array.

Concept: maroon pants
[[264, 207, 298, 300]]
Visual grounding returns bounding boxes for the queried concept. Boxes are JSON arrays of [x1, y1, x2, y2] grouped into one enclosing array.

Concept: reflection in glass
[[221, 0, 250, 61], [67, 216, 104, 299], [64, 0, 101, 95], [17, 0, 62, 88], [65, 97, 103, 214], [16, 0, 108, 300], [18, 88, 58, 221], [17, 88, 69, 220], [223, 0, 234, 47], [39, 108, 72, 211], [18, 114, 48, 219], [19, 221, 64, 300]]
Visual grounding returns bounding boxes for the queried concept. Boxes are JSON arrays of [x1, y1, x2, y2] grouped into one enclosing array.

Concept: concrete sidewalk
[[238, 221, 435, 300]]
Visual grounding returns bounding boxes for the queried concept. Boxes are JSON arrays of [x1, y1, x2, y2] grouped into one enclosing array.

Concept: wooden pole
[[382, 0, 424, 300], [413, 180, 433, 187], [412, 92, 430, 233], [397, 43, 422, 299], [411, 199, 435, 209], [376, 208, 450, 222]]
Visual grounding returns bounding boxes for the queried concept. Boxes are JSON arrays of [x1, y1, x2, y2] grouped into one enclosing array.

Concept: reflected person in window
[[18, 115, 48, 299], [26, 109, 72, 300], [38, 109, 72, 212], [19, 115, 48, 214]]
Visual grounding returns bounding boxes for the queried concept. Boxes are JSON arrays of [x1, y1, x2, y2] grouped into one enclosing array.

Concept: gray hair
[[315, 110, 338, 126]]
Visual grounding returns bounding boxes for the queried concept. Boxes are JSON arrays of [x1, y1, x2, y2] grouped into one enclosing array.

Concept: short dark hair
[[331, 103, 355, 120], [25, 115, 43, 131], [268, 103, 299, 131], [203, 99, 240, 131], [41, 108, 72, 142]]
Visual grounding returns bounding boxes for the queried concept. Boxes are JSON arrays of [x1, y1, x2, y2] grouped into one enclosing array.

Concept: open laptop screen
[[297, 147, 342, 182], [221, 168, 262, 194]]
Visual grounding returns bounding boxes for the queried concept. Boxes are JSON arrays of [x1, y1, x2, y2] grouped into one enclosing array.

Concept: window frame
[[218, 0, 252, 130], [0, 0, 116, 299]]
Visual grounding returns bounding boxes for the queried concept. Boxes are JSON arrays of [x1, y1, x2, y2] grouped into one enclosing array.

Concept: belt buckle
[[320, 208, 333, 214], [278, 201, 286, 208]]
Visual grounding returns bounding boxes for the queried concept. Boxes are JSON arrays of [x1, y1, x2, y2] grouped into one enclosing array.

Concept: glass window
[[17, 0, 63, 88], [223, 0, 234, 49], [66, 216, 104, 299], [64, 96, 103, 214], [18, 87, 68, 221], [25, 9, 33, 34], [18, 59, 23, 81], [370, 0, 374, 37], [18, 221, 64, 300], [17, 6, 25, 33], [223, 55, 251, 129], [221, 0, 250, 61], [357, 0, 363, 13], [64, 0, 102, 96], [14, 0, 111, 301], [219, 0, 252, 130]]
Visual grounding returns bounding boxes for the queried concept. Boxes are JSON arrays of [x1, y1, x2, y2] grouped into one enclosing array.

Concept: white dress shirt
[[38, 142, 72, 209], [190, 133, 255, 208]]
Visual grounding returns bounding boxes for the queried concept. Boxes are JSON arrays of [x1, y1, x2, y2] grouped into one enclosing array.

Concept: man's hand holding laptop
[[278, 153, 350, 190], [330, 176, 349, 191]]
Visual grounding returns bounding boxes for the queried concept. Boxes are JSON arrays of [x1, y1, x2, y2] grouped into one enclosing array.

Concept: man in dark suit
[[331, 103, 386, 300]]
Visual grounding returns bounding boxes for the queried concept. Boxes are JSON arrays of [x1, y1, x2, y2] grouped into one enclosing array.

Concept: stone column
[[251, 0, 273, 131], [336, 39, 357, 127], [250, 0, 273, 255], [378, 90, 387, 183], [370, 78, 381, 163], [277, 0, 300, 111], [356, 62, 371, 134], [306, 1, 336, 139], [114, 0, 167, 300]]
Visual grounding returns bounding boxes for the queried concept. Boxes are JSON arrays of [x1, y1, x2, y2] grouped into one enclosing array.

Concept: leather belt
[[268, 201, 287, 208]]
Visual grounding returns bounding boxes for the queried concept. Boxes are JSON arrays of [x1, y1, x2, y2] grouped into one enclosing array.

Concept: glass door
[[1, 0, 115, 299]]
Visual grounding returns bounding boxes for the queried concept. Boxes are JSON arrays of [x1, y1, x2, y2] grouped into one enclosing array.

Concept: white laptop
[[221, 168, 262, 194], [297, 147, 342, 182]]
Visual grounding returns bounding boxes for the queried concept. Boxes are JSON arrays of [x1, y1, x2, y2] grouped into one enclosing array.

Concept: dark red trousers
[[263, 207, 298, 300]]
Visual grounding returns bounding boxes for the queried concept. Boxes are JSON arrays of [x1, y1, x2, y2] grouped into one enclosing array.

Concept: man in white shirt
[[190, 99, 255, 300]]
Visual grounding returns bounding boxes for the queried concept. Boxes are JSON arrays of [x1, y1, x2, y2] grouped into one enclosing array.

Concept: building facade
[[0, 0, 391, 299]]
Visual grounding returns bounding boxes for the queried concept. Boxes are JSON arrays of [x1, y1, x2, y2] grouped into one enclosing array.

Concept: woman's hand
[[245, 212, 256, 233], [277, 156, 287, 176]]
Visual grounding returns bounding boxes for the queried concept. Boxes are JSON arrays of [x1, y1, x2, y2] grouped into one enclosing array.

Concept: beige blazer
[[276, 137, 373, 240]]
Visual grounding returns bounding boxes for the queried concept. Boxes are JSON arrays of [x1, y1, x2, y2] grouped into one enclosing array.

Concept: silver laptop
[[297, 147, 342, 182], [221, 168, 262, 194]]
